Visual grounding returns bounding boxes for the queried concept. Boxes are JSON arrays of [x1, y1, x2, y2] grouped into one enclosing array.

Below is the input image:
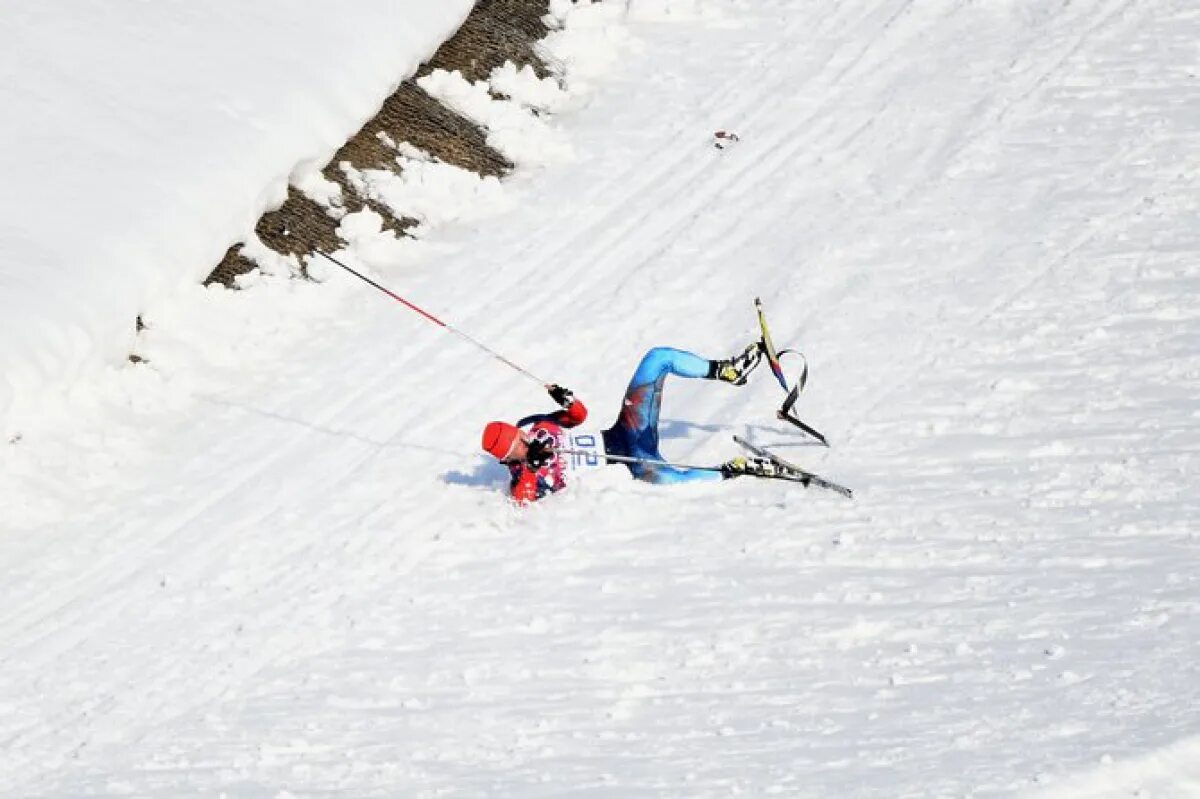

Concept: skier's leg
[[639, 464, 725, 485], [601, 347, 727, 483], [710, 342, 763, 385], [610, 347, 711, 459], [625, 346, 712, 390]]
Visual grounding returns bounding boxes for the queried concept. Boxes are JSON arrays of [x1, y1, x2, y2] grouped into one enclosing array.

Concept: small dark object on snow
[[714, 130, 741, 149]]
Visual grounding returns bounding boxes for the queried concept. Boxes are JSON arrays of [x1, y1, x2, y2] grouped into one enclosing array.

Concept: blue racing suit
[[601, 347, 725, 485]]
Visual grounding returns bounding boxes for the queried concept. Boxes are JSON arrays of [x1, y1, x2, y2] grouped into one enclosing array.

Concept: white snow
[[0, 0, 473, 435], [2, 0, 1199, 796], [1027, 736, 1200, 799]]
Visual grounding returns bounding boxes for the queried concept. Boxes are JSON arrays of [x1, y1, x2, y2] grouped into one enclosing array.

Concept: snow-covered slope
[[2, 0, 1198, 796], [0, 0, 472, 433]]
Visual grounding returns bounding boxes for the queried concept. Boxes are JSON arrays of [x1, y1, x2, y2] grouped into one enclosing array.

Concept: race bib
[[563, 430, 606, 474]]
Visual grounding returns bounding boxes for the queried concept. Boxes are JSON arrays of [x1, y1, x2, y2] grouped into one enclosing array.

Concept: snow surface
[[0, 0, 473, 434], [2, 0, 1200, 796]]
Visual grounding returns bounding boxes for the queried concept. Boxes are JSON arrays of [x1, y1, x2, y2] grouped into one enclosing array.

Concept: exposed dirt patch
[[253, 187, 343, 259], [423, 0, 554, 83], [338, 81, 512, 178], [206, 244, 259, 289], [204, 0, 553, 288]]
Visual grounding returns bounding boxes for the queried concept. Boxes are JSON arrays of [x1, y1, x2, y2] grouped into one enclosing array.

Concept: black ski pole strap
[[781, 383, 801, 416], [776, 349, 808, 395], [776, 409, 830, 447]]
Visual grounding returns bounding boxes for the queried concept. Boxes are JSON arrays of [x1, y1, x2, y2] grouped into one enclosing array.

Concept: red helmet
[[481, 421, 520, 460]]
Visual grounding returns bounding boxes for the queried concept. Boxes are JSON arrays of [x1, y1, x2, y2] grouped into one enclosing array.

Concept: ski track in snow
[[2, 0, 1200, 796]]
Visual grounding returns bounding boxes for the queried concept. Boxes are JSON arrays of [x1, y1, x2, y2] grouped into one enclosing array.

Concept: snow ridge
[[0, 1, 476, 436]]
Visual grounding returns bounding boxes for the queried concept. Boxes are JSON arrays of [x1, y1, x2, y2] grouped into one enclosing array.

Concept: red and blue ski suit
[[505, 348, 725, 503], [602, 347, 725, 486], [506, 397, 589, 503]]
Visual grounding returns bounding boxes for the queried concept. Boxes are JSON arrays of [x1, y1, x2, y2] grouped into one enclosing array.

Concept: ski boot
[[709, 342, 763, 385], [720, 455, 785, 479]]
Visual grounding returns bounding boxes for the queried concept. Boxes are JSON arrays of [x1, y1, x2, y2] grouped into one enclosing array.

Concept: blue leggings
[[602, 348, 725, 485]]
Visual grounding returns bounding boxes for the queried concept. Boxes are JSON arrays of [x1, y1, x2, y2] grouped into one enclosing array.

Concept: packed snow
[[2, 0, 1198, 796], [0, 0, 474, 434]]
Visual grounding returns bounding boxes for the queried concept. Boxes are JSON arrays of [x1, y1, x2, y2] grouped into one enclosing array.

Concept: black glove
[[525, 438, 553, 470], [547, 384, 575, 409]]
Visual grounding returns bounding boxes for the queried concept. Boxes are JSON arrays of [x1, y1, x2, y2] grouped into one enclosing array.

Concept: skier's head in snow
[[482, 421, 527, 463]]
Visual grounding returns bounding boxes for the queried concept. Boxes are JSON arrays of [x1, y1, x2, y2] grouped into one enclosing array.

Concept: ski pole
[[314, 249, 548, 387], [551, 446, 724, 473]]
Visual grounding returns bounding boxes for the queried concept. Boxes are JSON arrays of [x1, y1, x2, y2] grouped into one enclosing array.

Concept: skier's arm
[[511, 468, 540, 503], [508, 442, 555, 504], [515, 385, 587, 429], [548, 384, 587, 427]]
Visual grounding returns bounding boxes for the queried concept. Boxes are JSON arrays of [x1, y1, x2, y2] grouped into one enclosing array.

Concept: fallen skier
[[480, 343, 781, 503]]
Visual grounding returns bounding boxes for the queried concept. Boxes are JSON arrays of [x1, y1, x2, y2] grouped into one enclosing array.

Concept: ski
[[733, 435, 853, 498], [776, 407, 829, 447], [754, 298, 829, 447], [755, 296, 793, 394]]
